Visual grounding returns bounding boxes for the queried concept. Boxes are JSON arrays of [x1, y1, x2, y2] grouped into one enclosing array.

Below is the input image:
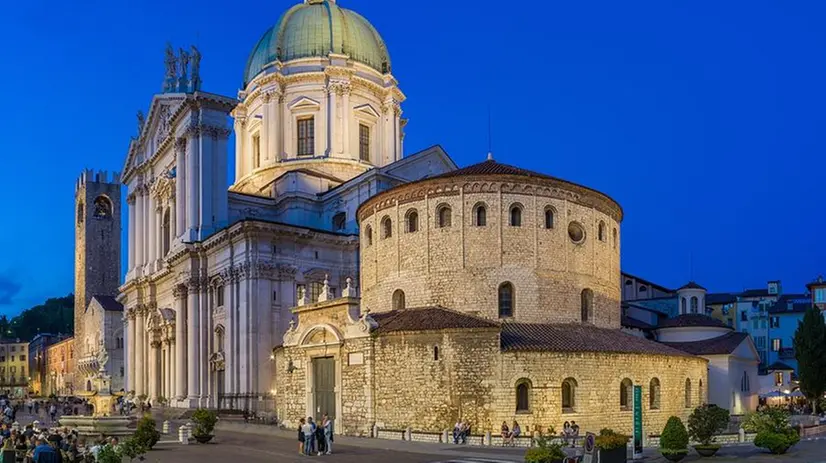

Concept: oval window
[[568, 221, 585, 244]]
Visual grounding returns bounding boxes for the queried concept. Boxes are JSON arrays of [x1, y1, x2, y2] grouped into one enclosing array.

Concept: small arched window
[[681, 297, 687, 314], [544, 207, 555, 229], [381, 216, 393, 239], [598, 221, 606, 241], [620, 378, 633, 411], [364, 225, 373, 246], [509, 204, 522, 227], [699, 379, 704, 404], [162, 208, 171, 256], [612, 227, 618, 249], [516, 379, 531, 413], [581, 289, 594, 323], [436, 204, 452, 228], [406, 209, 419, 233], [433, 346, 439, 361], [473, 203, 487, 227], [392, 289, 405, 311], [624, 279, 633, 286], [332, 212, 346, 231], [650, 378, 661, 410], [690, 296, 699, 314], [498, 282, 514, 318], [93, 196, 112, 219], [685, 378, 692, 408], [562, 377, 577, 412], [639, 285, 648, 293]]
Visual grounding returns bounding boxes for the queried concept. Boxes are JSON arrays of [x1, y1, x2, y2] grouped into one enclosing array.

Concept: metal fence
[[217, 393, 278, 425]]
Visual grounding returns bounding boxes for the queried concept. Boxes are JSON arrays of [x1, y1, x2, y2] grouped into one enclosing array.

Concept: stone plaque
[[348, 352, 364, 366]]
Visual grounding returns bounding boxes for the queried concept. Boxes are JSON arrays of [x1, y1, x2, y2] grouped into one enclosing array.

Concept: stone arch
[[473, 202, 487, 227], [515, 378, 532, 413], [509, 202, 524, 227], [543, 205, 556, 229], [435, 203, 452, 228], [392, 289, 406, 310], [405, 208, 419, 233], [299, 324, 343, 347], [93, 195, 113, 219]]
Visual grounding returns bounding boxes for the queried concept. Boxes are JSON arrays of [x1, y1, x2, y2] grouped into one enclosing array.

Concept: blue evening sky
[[0, 0, 824, 316]]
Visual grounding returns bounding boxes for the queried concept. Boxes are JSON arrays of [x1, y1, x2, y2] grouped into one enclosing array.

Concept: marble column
[[169, 197, 177, 243], [175, 138, 187, 239], [198, 285, 209, 406], [134, 191, 145, 268], [267, 95, 279, 162], [187, 281, 201, 403], [123, 315, 131, 392], [328, 85, 337, 156], [134, 308, 145, 396], [127, 196, 135, 271], [234, 118, 246, 179], [342, 86, 351, 156], [148, 340, 158, 401], [147, 195, 157, 267], [173, 286, 187, 401], [186, 134, 200, 241], [261, 93, 271, 162]]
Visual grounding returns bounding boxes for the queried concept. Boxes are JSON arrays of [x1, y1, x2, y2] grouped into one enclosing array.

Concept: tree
[[793, 306, 826, 414], [6, 294, 73, 341]]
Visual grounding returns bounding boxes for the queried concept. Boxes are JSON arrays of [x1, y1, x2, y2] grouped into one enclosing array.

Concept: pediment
[[288, 96, 321, 111], [122, 94, 186, 180], [354, 103, 380, 119]]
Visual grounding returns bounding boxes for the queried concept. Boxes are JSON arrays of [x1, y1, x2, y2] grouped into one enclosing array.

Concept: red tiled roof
[[661, 331, 750, 356], [429, 159, 556, 180], [621, 315, 655, 330], [658, 314, 728, 329], [372, 307, 499, 334], [500, 323, 696, 357]]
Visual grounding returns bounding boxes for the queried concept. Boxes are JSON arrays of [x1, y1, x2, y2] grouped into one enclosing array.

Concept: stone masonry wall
[[360, 181, 621, 327]]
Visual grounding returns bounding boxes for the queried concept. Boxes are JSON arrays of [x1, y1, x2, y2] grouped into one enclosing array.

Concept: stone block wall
[[360, 180, 621, 327]]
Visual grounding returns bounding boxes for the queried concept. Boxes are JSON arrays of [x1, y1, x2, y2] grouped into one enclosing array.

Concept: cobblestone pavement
[[639, 438, 826, 462], [146, 431, 521, 463]]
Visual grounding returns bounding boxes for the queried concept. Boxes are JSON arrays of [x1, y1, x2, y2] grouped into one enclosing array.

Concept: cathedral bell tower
[[74, 170, 122, 359]]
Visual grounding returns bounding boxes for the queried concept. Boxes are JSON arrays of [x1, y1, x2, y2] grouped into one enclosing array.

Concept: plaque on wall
[[348, 352, 364, 366]]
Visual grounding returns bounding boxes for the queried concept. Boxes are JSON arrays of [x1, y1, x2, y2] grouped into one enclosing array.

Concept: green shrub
[[688, 404, 730, 445], [192, 408, 219, 437], [133, 414, 161, 449], [595, 428, 629, 450], [96, 444, 120, 463], [524, 444, 566, 463], [660, 416, 689, 451], [753, 429, 800, 454], [118, 436, 149, 461], [742, 406, 790, 434]]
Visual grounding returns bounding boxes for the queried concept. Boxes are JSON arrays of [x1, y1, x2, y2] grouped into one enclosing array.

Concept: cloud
[[0, 274, 22, 306]]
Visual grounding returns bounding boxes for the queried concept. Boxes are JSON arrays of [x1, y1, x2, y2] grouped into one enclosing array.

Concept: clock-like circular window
[[568, 221, 586, 244]]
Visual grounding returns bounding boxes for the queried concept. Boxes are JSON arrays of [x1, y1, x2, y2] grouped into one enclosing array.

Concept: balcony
[[779, 347, 795, 360]]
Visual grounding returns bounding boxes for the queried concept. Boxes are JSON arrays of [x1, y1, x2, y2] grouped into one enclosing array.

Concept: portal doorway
[[312, 357, 336, 422]]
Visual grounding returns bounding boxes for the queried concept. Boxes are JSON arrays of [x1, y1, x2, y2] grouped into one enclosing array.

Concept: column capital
[[172, 285, 188, 300]]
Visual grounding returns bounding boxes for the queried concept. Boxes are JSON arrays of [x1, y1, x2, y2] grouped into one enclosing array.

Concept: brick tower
[[74, 170, 122, 359]]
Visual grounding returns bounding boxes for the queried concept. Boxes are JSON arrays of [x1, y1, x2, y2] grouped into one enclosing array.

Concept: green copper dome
[[244, 0, 391, 85]]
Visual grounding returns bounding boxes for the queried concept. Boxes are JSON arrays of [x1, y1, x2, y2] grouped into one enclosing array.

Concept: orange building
[[45, 337, 75, 397]]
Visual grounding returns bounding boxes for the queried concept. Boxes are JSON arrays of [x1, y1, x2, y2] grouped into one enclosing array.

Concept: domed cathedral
[[230, 0, 407, 205], [118, 0, 452, 412], [276, 158, 708, 438]]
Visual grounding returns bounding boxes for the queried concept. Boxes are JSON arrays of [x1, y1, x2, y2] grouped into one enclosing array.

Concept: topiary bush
[[688, 404, 730, 446], [524, 445, 566, 463], [133, 414, 161, 449], [595, 428, 629, 451], [191, 408, 219, 437], [660, 416, 689, 461], [753, 429, 800, 455]]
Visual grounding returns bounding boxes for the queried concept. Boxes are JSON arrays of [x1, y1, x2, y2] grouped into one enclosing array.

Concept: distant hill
[[2, 294, 73, 342]]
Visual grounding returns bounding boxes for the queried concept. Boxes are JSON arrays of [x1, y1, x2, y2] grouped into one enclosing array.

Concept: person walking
[[322, 414, 333, 455]]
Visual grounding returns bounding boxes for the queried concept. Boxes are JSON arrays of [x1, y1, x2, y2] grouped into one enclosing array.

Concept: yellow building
[[0, 339, 29, 397]]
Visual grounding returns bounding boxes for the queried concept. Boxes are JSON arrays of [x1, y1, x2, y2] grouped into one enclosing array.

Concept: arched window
[[473, 203, 487, 227], [392, 289, 405, 311], [76, 201, 84, 224], [433, 346, 439, 361], [332, 212, 346, 231], [685, 379, 692, 408], [162, 208, 171, 256], [562, 377, 577, 412], [581, 289, 594, 323], [364, 225, 373, 246], [639, 285, 648, 293], [690, 296, 699, 314], [405, 209, 419, 233], [699, 379, 704, 404], [544, 207, 555, 229], [516, 379, 531, 413], [613, 227, 618, 249], [624, 279, 632, 286], [381, 216, 392, 239], [498, 282, 514, 318], [93, 196, 112, 219], [649, 378, 661, 409], [681, 297, 687, 314], [509, 204, 522, 227], [741, 371, 750, 392], [620, 378, 633, 411], [436, 204, 452, 228], [598, 221, 606, 241]]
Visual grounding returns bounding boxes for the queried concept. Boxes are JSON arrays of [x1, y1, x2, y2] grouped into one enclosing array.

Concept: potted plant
[[743, 406, 800, 455], [192, 408, 219, 444], [525, 429, 566, 463], [595, 428, 629, 463], [688, 404, 730, 457], [660, 416, 689, 461], [133, 414, 161, 449]]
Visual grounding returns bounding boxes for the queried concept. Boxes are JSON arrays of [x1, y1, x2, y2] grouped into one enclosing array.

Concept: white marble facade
[[119, 4, 456, 407]]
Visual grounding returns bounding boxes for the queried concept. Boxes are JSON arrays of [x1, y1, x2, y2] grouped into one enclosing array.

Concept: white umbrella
[[760, 390, 787, 398], [789, 390, 805, 398]]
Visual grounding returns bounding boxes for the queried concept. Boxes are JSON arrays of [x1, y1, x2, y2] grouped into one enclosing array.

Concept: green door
[[313, 357, 336, 421]]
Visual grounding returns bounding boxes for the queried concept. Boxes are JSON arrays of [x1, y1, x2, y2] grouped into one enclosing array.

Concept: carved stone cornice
[[172, 285, 187, 300], [126, 194, 136, 206]]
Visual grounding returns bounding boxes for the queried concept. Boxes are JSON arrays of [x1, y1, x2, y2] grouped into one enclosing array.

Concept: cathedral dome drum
[[244, 0, 391, 86]]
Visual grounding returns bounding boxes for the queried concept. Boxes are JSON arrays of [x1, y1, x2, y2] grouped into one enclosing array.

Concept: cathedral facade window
[[515, 379, 531, 413], [562, 378, 577, 412], [297, 116, 315, 156], [359, 123, 370, 162], [498, 282, 514, 318]]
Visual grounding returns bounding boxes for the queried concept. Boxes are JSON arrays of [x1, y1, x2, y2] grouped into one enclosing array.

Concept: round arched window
[[568, 221, 585, 244]]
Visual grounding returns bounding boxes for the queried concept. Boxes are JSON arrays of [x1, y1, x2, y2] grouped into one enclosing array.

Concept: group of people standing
[[297, 415, 333, 456]]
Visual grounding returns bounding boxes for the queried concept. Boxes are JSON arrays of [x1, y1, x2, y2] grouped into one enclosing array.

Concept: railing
[[217, 393, 277, 425]]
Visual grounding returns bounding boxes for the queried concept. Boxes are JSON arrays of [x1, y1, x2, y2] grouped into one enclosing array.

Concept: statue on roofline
[[191, 45, 201, 84], [179, 47, 190, 79], [164, 43, 177, 80]]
